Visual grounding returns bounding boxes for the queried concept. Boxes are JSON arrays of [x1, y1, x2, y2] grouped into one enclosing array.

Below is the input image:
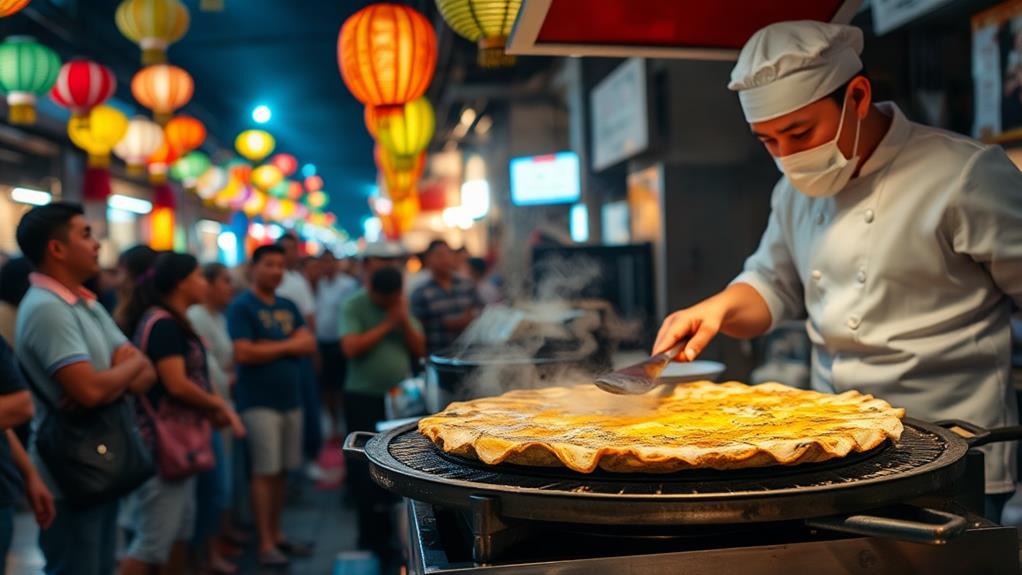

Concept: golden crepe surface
[[418, 381, 905, 473]]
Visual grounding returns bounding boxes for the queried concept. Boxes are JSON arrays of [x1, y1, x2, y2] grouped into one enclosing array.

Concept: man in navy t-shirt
[[227, 245, 316, 568]]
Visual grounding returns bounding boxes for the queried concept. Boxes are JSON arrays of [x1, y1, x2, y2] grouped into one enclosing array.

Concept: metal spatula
[[594, 342, 685, 395]]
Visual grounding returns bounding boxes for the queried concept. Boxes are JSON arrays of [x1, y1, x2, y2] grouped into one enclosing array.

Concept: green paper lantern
[[268, 179, 290, 199], [0, 36, 60, 125], [170, 151, 211, 188]]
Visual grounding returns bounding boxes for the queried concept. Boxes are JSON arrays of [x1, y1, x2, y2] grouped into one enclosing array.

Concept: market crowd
[[0, 202, 498, 575]]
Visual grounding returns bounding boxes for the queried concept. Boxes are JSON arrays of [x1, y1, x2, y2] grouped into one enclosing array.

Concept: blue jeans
[[194, 431, 229, 544], [39, 499, 118, 575]]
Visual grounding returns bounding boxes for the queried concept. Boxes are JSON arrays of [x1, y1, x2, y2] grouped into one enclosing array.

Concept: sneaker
[[277, 539, 315, 557], [258, 547, 290, 568]]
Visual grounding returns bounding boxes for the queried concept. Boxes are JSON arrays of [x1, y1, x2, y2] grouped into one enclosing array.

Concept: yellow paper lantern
[[115, 0, 190, 65], [436, 0, 521, 68], [235, 129, 275, 162], [68, 105, 129, 167], [114, 116, 164, 176], [369, 97, 434, 158], [307, 190, 328, 209], [150, 206, 175, 250], [250, 164, 284, 192], [242, 190, 268, 217]]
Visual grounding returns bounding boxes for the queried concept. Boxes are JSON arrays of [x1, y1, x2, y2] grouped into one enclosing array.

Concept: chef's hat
[[728, 21, 863, 123]]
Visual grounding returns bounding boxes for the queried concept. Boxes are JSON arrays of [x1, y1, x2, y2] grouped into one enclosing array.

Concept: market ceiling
[[7, 0, 447, 233]]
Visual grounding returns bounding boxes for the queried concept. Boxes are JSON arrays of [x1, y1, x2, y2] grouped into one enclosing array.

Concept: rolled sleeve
[[730, 182, 806, 331], [951, 146, 1022, 308]]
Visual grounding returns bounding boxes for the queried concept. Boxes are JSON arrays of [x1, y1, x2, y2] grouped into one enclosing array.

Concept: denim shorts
[[125, 475, 197, 565]]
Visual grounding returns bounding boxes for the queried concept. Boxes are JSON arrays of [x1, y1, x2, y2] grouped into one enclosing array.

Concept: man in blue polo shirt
[[227, 244, 316, 568], [15, 202, 155, 575]]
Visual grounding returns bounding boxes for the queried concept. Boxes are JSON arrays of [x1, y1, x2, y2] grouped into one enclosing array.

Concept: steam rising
[[432, 253, 643, 408]]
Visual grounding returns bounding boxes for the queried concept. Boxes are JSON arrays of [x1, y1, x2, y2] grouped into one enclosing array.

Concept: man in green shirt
[[340, 266, 424, 558]]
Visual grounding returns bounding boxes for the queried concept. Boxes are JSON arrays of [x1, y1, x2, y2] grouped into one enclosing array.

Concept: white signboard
[[590, 58, 649, 171], [871, 0, 955, 34]]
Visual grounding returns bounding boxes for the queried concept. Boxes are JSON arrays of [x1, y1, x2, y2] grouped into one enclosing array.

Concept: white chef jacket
[[734, 102, 1022, 493]]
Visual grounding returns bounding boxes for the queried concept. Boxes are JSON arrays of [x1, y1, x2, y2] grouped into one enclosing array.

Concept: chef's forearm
[[715, 283, 773, 339]]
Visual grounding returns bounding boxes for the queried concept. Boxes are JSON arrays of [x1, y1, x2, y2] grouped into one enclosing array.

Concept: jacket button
[[864, 209, 875, 224], [857, 270, 867, 284], [847, 316, 861, 330], [812, 270, 822, 281]]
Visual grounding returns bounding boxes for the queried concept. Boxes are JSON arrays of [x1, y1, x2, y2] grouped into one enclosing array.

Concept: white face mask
[[774, 93, 862, 198]]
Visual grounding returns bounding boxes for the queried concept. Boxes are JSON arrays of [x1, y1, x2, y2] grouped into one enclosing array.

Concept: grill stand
[[408, 498, 1019, 575], [469, 495, 527, 564]]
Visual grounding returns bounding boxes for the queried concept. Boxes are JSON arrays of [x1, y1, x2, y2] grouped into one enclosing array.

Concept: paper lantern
[[375, 145, 425, 200], [251, 164, 284, 192], [114, 116, 164, 176], [278, 199, 297, 219], [381, 195, 419, 239], [243, 190, 268, 217], [131, 64, 193, 124], [304, 174, 323, 192], [195, 165, 227, 200], [368, 97, 434, 158], [170, 151, 211, 190], [50, 59, 116, 117], [0, 36, 60, 125], [287, 180, 304, 200], [226, 159, 252, 186], [307, 190, 328, 209], [235, 129, 275, 162], [68, 105, 128, 202], [0, 0, 30, 17], [270, 153, 297, 177], [164, 114, 206, 154], [147, 140, 180, 184], [214, 176, 242, 208], [436, 0, 521, 67], [68, 105, 129, 168], [116, 0, 190, 65], [267, 180, 289, 199], [337, 3, 436, 114], [150, 179, 177, 250]]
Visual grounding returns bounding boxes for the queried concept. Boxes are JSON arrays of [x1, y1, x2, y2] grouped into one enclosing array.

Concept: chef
[[654, 21, 1022, 521]]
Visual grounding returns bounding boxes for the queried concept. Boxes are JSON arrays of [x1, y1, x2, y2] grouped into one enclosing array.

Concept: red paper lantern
[[304, 175, 323, 192], [287, 180, 304, 200], [270, 153, 297, 177], [164, 114, 206, 155], [147, 140, 180, 184], [49, 59, 116, 117], [337, 3, 436, 114]]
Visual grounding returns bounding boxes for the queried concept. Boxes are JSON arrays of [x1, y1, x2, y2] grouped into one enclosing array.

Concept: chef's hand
[[653, 283, 773, 362], [653, 301, 726, 362]]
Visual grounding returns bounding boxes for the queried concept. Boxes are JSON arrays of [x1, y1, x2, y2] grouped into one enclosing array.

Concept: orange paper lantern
[[131, 64, 193, 124], [337, 3, 436, 114], [146, 140, 180, 184], [164, 114, 206, 154], [0, 0, 30, 17]]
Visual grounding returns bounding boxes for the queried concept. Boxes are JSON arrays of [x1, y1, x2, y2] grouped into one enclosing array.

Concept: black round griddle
[[344, 418, 976, 526]]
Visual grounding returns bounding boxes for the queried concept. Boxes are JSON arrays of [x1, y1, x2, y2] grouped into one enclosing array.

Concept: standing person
[[410, 240, 483, 356], [274, 234, 322, 470], [652, 21, 1022, 522], [188, 262, 246, 574], [112, 245, 158, 335], [14, 203, 156, 575], [466, 257, 501, 306], [314, 250, 359, 441], [227, 245, 316, 568], [118, 253, 246, 575], [0, 336, 56, 575], [341, 266, 425, 559], [0, 257, 31, 345]]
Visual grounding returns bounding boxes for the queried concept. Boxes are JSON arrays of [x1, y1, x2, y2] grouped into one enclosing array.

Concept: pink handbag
[[139, 310, 215, 480]]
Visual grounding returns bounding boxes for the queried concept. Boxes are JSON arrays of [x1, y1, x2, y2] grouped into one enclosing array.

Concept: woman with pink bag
[[118, 253, 246, 575]]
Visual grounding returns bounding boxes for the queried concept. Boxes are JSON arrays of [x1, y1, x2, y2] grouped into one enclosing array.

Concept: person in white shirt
[[274, 234, 322, 470], [653, 21, 1022, 522], [314, 250, 360, 440]]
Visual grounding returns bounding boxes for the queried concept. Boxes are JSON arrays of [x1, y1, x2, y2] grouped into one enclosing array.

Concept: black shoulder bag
[[24, 306, 154, 507]]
